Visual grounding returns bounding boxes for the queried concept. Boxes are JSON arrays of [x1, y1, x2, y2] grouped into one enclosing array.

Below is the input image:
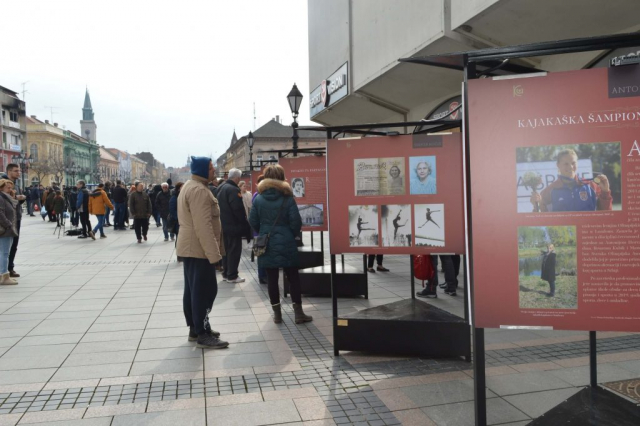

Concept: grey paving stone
[[504, 387, 583, 418], [422, 397, 529, 426], [486, 371, 574, 396]]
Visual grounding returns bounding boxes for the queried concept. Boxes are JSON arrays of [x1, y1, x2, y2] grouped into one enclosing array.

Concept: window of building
[[256, 155, 263, 166], [30, 144, 38, 161], [1, 132, 6, 145], [10, 135, 18, 145], [9, 111, 18, 122]]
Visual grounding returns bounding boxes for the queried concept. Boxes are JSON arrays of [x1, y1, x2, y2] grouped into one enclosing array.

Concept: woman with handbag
[[249, 165, 312, 325], [0, 179, 19, 285]]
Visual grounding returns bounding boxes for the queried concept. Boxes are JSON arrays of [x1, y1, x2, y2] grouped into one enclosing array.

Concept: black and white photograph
[[298, 204, 323, 227], [348, 205, 379, 247], [354, 157, 405, 196], [381, 204, 412, 247], [291, 177, 305, 198], [414, 204, 445, 247]]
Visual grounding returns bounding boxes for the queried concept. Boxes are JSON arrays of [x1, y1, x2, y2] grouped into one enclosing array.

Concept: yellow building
[[25, 115, 64, 187], [130, 155, 148, 184]]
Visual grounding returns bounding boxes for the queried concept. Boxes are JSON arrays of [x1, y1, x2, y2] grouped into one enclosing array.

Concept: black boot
[[272, 303, 282, 324], [293, 303, 312, 324]]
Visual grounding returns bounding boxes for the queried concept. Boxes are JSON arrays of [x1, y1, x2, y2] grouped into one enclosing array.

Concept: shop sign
[[9, 144, 20, 151], [426, 95, 462, 121], [310, 62, 349, 118]]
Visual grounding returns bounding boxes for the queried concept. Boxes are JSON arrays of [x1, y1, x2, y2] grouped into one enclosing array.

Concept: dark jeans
[[161, 216, 174, 239], [222, 234, 242, 280], [266, 267, 301, 305], [548, 280, 555, 295], [93, 215, 106, 237], [133, 218, 149, 240], [367, 254, 383, 268], [79, 211, 91, 236], [182, 257, 218, 336], [153, 210, 161, 226], [8, 220, 20, 271], [104, 207, 111, 225], [70, 209, 79, 227], [114, 202, 126, 229], [440, 254, 461, 290]]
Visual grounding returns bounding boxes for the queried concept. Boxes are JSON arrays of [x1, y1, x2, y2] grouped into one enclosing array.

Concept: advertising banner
[[279, 155, 328, 232], [469, 64, 640, 331], [327, 134, 465, 255]]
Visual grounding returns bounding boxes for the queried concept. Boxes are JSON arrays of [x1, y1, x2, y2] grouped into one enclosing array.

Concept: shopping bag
[[40, 206, 47, 217]]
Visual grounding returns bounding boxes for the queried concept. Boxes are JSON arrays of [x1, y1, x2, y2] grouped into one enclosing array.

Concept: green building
[[62, 90, 100, 186]]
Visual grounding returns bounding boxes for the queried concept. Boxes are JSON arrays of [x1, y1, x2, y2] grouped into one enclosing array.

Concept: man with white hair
[[155, 182, 173, 241], [216, 168, 251, 283]]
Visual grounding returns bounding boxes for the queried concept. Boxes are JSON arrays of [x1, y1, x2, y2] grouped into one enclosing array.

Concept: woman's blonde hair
[[0, 179, 14, 190], [263, 164, 286, 181]]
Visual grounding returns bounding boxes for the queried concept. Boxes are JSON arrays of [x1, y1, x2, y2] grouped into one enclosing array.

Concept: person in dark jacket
[[129, 182, 152, 243], [45, 188, 56, 222], [28, 185, 40, 216], [169, 182, 183, 261], [155, 183, 173, 241], [217, 168, 251, 283], [149, 184, 162, 227], [0, 179, 19, 285], [103, 181, 113, 227], [76, 180, 94, 239], [111, 180, 128, 230], [249, 164, 312, 325], [52, 191, 65, 227], [541, 243, 557, 297]]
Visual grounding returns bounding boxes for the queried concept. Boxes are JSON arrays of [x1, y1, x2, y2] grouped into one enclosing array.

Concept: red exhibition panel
[[469, 65, 640, 331], [327, 134, 465, 255], [279, 156, 329, 231]]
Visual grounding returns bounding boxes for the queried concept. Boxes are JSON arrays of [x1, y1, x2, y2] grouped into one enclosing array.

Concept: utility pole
[[20, 81, 29, 102]]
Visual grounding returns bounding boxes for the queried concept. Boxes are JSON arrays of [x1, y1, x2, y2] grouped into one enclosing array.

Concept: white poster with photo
[[414, 204, 445, 247], [348, 205, 379, 247], [354, 157, 405, 196], [381, 204, 412, 247]]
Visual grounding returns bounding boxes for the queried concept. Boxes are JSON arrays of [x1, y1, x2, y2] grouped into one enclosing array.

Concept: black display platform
[[334, 299, 470, 357], [298, 246, 325, 270], [284, 264, 368, 298], [528, 386, 640, 426]]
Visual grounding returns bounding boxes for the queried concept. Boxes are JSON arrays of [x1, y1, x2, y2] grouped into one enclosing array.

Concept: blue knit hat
[[190, 156, 211, 179]]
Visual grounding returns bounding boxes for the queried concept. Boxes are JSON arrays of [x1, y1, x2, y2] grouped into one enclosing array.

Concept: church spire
[[82, 88, 94, 121]]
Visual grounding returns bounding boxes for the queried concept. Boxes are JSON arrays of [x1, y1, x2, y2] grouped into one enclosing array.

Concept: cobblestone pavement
[[0, 216, 639, 425]]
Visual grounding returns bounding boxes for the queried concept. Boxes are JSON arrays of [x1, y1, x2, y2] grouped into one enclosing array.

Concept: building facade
[[98, 146, 119, 183], [0, 85, 26, 174], [107, 148, 132, 183], [130, 155, 148, 184], [63, 130, 100, 186], [307, 0, 640, 126], [220, 118, 326, 173], [134, 152, 167, 184], [25, 116, 65, 187]]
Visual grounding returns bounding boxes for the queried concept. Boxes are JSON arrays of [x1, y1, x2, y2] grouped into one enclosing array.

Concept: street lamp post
[[287, 83, 303, 157], [247, 131, 255, 171], [65, 163, 79, 187], [14, 152, 32, 191]]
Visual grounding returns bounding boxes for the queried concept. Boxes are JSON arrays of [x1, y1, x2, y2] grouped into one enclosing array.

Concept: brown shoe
[[89, 231, 96, 240], [143, 235, 147, 241], [9, 270, 20, 278]]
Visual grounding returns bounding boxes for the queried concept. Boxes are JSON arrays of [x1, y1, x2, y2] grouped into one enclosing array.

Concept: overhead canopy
[[399, 32, 640, 72], [298, 118, 461, 138]]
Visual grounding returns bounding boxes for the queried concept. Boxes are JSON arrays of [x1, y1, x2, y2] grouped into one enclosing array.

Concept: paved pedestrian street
[[0, 216, 639, 425]]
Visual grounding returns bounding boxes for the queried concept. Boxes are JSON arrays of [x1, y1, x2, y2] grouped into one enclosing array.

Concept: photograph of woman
[[409, 156, 437, 195], [388, 165, 405, 195], [291, 178, 305, 198]]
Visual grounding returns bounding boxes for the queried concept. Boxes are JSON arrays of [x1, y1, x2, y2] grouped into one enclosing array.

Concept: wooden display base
[[284, 264, 368, 298], [527, 386, 640, 425], [298, 246, 325, 270], [334, 299, 470, 358]]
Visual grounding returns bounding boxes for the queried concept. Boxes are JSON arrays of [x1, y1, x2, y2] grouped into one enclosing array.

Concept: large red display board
[[279, 156, 328, 231], [469, 65, 640, 331], [327, 134, 465, 255]]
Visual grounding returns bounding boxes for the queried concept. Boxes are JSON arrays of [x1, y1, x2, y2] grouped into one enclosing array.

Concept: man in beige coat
[[177, 156, 228, 349]]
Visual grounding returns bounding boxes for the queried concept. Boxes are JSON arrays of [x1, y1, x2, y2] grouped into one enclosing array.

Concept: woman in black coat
[[541, 243, 556, 297]]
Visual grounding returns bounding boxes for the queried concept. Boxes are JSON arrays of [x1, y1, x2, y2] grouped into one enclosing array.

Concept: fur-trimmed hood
[[257, 178, 293, 196]]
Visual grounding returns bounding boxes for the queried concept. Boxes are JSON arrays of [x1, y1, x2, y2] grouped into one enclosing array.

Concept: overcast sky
[[2, 0, 311, 167]]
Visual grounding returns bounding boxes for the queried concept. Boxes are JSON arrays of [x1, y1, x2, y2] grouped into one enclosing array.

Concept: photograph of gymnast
[[348, 205, 379, 247], [414, 204, 445, 247], [381, 204, 412, 247]]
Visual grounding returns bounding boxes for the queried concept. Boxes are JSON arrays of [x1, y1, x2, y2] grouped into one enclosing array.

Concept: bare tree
[[49, 157, 66, 186], [28, 161, 53, 186]]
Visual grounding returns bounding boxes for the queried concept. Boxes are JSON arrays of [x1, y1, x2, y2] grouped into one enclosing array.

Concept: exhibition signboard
[[327, 134, 465, 255], [279, 155, 329, 232], [468, 64, 640, 331]]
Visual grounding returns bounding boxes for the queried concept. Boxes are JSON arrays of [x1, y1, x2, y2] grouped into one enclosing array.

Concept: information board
[[468, 64, 640, 331], [327, 134, 465, 255], [279, 155, 328, 232]]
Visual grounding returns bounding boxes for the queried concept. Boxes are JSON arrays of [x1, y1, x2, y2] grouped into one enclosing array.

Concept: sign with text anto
[[279, 156, 328, 232], [468, 64, 640, 332], [327, 134, 465, 255]]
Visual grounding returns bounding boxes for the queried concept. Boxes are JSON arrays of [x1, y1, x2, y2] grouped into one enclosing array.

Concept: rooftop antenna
[[253, 102, 256, 131], [20, 81, 29, 102], [44, 106, 60, 123]]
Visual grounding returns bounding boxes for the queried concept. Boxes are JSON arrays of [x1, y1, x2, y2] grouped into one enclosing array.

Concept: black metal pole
[[292, 119, 299, 157], [249, 148, 253, 172], [590, 331, 597, 388], [321, 231, 324, 254], [311, 231, 314, 250], [331, 254, 338, 356], [410, 255, 415, 299]]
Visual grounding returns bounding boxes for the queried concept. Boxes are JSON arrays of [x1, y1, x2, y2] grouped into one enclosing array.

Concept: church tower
[[80, 88, 97, 142]]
